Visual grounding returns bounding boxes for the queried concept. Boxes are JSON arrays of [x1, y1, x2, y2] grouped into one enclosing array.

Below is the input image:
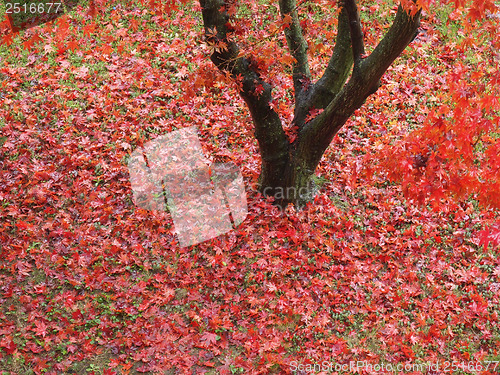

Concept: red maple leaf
[[200, 332, 219, 347]]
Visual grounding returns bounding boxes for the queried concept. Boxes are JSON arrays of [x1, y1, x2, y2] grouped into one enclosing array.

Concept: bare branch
[[298, 5, 421, 170], [359, 5, 421, 85], [279, 0, 311, 102], [300, 6, 353, 121], [344, 0, 365, 67]]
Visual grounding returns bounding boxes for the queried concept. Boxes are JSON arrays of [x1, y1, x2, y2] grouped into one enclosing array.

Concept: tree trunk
[[200, 0, 421, 208], [257, 97, 350, 209], [258, 148, 317, 209]]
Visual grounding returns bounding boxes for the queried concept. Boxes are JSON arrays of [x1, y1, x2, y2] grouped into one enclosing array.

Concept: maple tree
[[197, 0, 499, 208], [0, 0, 499, 374], [200, 0, 421, 207]]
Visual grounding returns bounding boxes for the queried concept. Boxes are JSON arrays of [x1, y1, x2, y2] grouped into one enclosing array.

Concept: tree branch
[[199, 0, 290, 187], [344, 0, 365, 67], [358, 5, 420, 87], [298, 4, 421, 170], [279, 0, 311, 102], [295, 6, 353, 126]]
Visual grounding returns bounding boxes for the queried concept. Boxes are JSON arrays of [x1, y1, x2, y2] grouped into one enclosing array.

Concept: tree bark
[[199, 0, 421, 208]]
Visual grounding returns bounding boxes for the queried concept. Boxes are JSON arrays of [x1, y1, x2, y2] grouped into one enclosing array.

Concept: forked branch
[[298, 4, 421, 170], [299, 5, 353, 123]]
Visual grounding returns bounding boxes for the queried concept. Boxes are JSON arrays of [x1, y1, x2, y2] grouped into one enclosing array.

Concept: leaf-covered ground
[[0, 0, 499, 374]]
